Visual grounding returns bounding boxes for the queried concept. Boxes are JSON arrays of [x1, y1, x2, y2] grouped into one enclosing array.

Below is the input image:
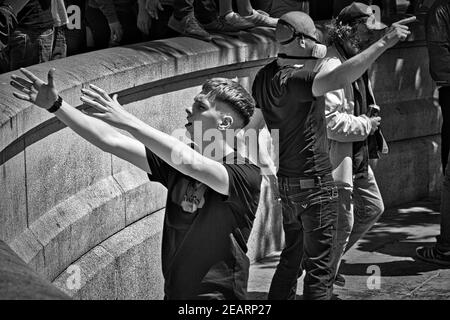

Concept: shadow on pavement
[[247, 291, 303, 300]]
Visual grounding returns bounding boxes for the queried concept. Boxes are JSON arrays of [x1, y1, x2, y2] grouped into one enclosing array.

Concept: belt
[[277, 173, 333, 190]]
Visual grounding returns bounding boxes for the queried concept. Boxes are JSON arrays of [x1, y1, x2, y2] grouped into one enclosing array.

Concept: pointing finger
[[394, 16, 416, 25]]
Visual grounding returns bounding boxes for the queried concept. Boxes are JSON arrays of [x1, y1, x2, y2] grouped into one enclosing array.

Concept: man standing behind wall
[[314, 2, 402, 287], [252, 11, 413, 299], [416, 0, 450, 266]]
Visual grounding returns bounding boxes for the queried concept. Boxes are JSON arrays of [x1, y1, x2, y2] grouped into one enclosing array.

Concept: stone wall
[[0, 22, 440, 299]]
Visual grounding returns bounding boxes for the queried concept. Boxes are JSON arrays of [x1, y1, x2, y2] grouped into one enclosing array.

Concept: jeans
[[439, 86, 450, 172], [438, 152, 450, 252], [268, 174, 339, 300], [85, 5, 142, 50], [330, 166, 384, 277], [269, 0, 309, 18], [8, 27, 54, 71], [51, 25, 67, 60], [172, 0, 218, 24]]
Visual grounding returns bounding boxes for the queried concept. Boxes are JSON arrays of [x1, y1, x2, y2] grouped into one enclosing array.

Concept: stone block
[[53, 245, 117, 299], [29, 176, 126, 281], [0, 151, 27, 244], [101, 209, 164, 300], [25, 127, 111, 225], [372, 136, 441, 207]]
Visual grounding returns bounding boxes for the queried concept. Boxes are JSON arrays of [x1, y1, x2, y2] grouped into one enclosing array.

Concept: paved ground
[[248, 199, 450, 300]]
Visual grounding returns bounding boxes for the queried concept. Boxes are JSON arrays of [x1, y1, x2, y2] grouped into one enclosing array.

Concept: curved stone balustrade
[[0, 240, 69, 299], [0, 21, 441, 299]]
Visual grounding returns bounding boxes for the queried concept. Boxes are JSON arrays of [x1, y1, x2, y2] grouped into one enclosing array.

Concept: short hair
[[202, 78, 255, 127]]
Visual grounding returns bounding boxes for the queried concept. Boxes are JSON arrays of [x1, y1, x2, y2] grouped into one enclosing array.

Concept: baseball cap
[[336, 2, 387, 30]]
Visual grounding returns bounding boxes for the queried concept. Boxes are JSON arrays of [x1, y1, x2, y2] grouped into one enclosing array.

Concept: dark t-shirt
[[252, 59, 332, 178], [145, 148, 261, 300]]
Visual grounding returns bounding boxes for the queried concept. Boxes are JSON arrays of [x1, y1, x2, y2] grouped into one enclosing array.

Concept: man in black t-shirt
[[10, 69, 262, 299], [252, 11, 412, 299]]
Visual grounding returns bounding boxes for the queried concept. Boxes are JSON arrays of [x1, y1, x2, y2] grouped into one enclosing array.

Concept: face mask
[[312, 43, 327, 59], [278, 43, 327, 60], [277, 19, 327, 60]]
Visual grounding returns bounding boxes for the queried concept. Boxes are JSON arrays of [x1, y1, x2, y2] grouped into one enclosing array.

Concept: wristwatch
[[47, 96, 63, 113]]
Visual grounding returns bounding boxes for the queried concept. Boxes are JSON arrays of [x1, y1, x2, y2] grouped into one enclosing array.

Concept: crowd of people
[[0, 0, 286, 74], [5, 0, 450, 300], [0, 0, 421, 74]]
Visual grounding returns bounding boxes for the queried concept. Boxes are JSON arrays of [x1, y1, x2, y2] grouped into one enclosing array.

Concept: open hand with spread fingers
[[80, 84, 135, 130], [10, 68, 59, 110]]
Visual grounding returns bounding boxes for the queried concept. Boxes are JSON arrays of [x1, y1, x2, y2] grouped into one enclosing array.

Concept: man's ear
[[218, 115, 234, 130]]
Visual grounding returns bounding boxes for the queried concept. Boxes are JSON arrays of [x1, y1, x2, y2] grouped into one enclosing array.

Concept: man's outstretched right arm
[[312, 16, 416, 97]]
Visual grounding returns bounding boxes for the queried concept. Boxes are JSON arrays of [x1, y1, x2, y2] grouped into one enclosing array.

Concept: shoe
[[222, 11, 255, 30], [416, 246, 450, 266], [203, 17, 240, 34], [240, 9, 278, 28], [168, 13, 212, 42], [334, 273, 346, 287]]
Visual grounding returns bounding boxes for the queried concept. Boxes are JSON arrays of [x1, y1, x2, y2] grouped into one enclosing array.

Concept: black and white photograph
[[0, 0, 449, 308]]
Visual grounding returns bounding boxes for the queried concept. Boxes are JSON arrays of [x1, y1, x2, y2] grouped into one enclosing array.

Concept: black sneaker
[[416, 246, 450, 266], [168, 13, 212, 42], [334, 273, 346, 287]]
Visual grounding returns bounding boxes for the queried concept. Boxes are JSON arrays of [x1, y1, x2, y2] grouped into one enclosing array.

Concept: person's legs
[[84, 5, 110, 49], [439, 86, 450, 172], [219, 0, 233, 17], [51, 25, 67, 60], [116, 5, 141, 45], [268, 180, 304, 300], [416, 154, 450, 265], [149, 5, 178, 40], [345, 166, 384, 252], [236, 0, 253, 16], [270, 0, 309, 18], [9, 27, 54, 71], [329, 186, 353, 284], [217, 0, 256, 30], [437, 156, 450, 252], [237, 2, 278, 28], [168, 0, 212, 41], [172, 0, 195, 20], [300, 182, 338, 300]]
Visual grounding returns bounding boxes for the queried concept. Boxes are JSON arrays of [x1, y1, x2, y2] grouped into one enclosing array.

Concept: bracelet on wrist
[[47, 96, 63, 113]]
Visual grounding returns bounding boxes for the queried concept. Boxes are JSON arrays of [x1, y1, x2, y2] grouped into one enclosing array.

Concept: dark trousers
[[439, 86, 450, 173], [85, 5, 142, 50], [268, 175, 338, 300], [172, 0, 217, 24], [147, 5, 178, 41], [8, 26, 55, 71], [438, 154, 450, 252]]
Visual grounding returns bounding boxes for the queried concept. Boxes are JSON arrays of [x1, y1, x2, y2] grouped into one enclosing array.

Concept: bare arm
[[312, 16, 416, 97], [10, 68, 151, 173]]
